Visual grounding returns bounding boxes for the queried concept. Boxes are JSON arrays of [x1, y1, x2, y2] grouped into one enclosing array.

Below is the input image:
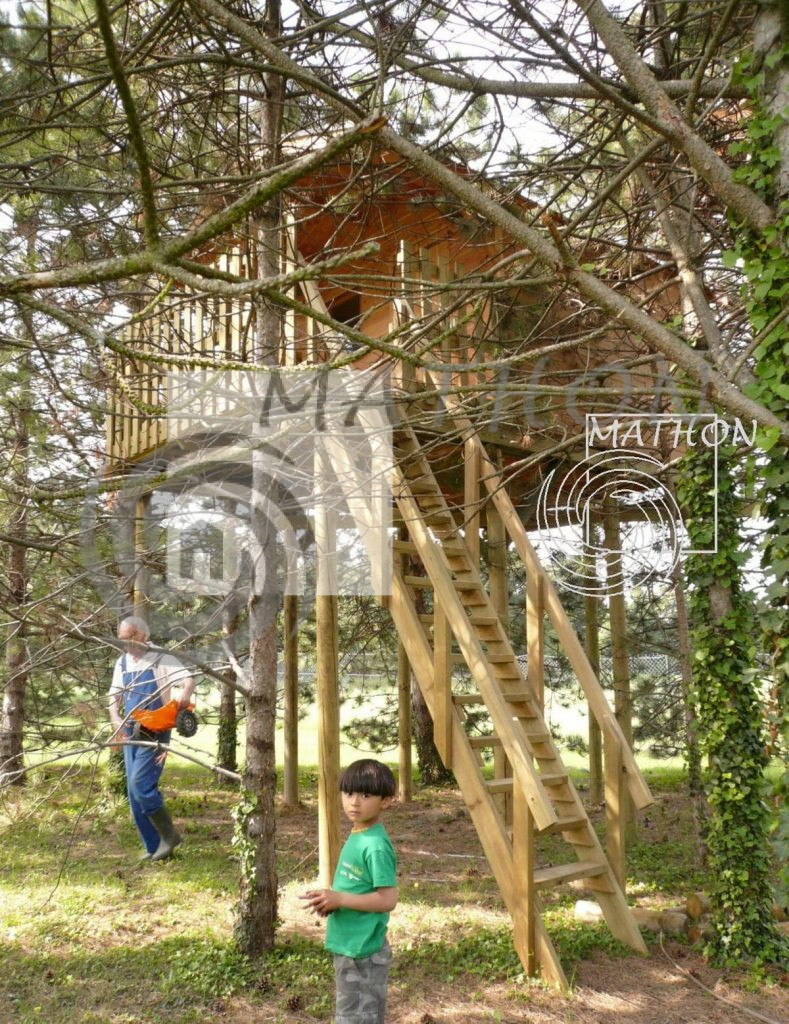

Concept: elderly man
[[108, 616, 196, 862]]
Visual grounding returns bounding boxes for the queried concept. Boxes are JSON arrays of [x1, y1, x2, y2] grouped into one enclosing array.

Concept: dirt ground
[[262, 789, 789, 1024]]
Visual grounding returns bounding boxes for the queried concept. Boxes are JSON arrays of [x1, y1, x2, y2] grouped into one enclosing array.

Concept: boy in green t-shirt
[[301, 759, 398, 1024]]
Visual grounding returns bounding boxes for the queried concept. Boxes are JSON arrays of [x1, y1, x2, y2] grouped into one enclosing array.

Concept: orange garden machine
[[130, 701, 198, 739]]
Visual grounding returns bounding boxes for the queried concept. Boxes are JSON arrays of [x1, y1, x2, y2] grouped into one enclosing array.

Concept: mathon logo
[[535, 414, 755, 597]]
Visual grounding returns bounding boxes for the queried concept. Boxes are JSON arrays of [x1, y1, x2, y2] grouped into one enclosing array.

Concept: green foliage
[[231, 785, 258, 889], [105, 748, 127, 797], [726, 43, 789, 914], [677, 445, 784, 964], [164, 941, 256, 999], [396, 918, 630, 985]]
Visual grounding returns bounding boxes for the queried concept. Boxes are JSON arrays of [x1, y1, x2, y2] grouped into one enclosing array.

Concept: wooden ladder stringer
[[389, 559, 568, 989], [391, 423, 649, 964], [434, 394, 654, 816]]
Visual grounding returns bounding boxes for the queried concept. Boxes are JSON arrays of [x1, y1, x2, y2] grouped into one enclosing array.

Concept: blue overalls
[[120, 654, 171, 854]]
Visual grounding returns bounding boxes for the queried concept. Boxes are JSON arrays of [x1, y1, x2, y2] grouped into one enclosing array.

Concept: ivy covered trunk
[[678, 445, 782, 963], [729, 3, 789, 915]]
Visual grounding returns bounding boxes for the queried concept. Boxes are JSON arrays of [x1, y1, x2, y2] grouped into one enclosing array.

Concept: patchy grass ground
[[0, 762, 785, 1024]]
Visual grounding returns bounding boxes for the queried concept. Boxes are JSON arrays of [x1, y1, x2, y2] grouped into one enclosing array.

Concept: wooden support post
[[583, 521, 602, 805], [526, 572, 545, 712], [433, 597, 453, 768], [487, 499, 509, 631], [116, 494, 136, 619], [585, 590, 604, 805], [604, 729, 626, 891], [603, 502, 634, 840], [488, 497, 511, 820], [133, 494, 150, 618], [283, 592, 299, 807], [316, 442, 340, 885], [512, 781, 537, 976], [464, 439, 481, 567], [316, 593, 340, 886], [397, 638, 413, 802]]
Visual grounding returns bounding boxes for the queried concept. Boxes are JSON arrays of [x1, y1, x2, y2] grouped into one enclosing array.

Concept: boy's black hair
[[339, 759, 396, 798]]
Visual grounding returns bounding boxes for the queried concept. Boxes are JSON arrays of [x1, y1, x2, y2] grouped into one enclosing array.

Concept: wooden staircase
[[324, 416, 653, 988]]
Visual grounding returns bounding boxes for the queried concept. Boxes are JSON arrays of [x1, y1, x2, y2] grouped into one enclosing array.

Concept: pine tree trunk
[[0, 347, 30, 788], [411, 677, 453, 787], [234, 0, 282, 956], [217, 589, 241, 781]]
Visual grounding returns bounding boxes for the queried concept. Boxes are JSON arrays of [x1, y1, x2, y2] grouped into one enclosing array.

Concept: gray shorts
[[333, 942, 392, 1024]]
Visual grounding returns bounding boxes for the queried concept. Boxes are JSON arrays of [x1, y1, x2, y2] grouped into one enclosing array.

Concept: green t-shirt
[[325, 822, 397, 958]]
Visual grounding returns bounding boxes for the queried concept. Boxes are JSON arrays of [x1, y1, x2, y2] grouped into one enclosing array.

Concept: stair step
[[468, 613, 499, 627], [509, 815, 589, 838], [403, 575, 432, 588], [393, 540, 419, 554], [524, 731, 552, 746], [468, 734, 502, 748], [538, 772, 568, 786], [485, 776, 514, 794], [452, 692, 484, 704], [539, 815, 588, 836], [452, 579, 482, 591], [451, 690, 534, 707], [533, 861, 608, 890], [500, 690, 532, 703]]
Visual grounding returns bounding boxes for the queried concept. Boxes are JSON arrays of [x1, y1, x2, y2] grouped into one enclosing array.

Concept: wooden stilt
[[488, 498, 510, 821], [603, 502, 634, 841], [526, 572, 545, 711], [283, 592, 299, 807], [584, 559, 603, 804], [512, 781, 537, 977], [397, 637, 413, 802], [316, 593, 340, 886], [604, 729, 626, 891], [133, 494, 150, 618], [433, 596, 453, 768], [316, 442, 341, 885], [464, 439, 481, 566]]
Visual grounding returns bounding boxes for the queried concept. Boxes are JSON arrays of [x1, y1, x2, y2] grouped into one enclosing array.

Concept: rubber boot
[[148, 805, 182, 862]]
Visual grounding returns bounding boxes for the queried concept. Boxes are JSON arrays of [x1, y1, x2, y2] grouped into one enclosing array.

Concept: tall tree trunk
[[234, 0, 283, 956], [411, 676, 454, 787], [672, 564, 707, 858], [410, 584, 453, 786], [217, 591, 241, 782], [1, 344, 31, 788], [1, 507, 28, 787]]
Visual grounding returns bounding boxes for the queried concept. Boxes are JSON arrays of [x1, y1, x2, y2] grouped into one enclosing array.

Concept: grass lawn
[[0, 755, 785, 1024]]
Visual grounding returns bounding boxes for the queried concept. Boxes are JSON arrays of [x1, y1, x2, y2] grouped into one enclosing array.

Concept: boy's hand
[[299, 888, 343, 916]]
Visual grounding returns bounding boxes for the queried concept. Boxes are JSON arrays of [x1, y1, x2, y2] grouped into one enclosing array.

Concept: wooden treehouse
[[105, 148, 656, 988]]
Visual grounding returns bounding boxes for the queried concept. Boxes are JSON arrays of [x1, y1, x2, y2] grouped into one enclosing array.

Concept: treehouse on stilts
[[104, 146, 655, 989]]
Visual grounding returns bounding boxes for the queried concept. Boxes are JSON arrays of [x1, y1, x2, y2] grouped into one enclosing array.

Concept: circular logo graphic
[[535, 449, 683, 597]]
